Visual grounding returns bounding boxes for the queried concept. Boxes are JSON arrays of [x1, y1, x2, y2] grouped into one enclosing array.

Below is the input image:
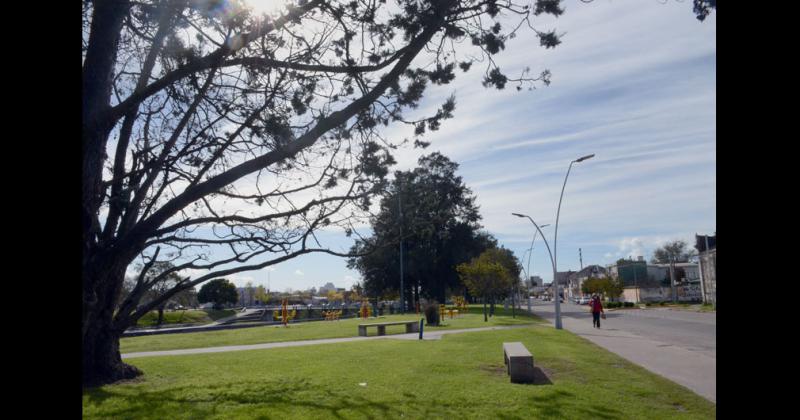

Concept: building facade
[[696, 233, 717, 306], [567, 265, 608, 299]]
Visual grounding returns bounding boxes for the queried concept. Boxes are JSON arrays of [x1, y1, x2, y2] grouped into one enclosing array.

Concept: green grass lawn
[[121, 305, 543, 353], [86, 325, 715, 419], [135, 309, 236, 327]]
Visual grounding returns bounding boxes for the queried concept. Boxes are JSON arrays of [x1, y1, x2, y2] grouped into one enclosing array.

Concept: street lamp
[[525, 223, 550, 293], [512, 152, 594, 330], [520, 223, 548, 313], [513, 213, 557, 325]]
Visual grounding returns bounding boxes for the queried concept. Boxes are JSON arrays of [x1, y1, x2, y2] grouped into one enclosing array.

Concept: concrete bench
[[503, 342, 535, 383], [358, 320, 419, 336]]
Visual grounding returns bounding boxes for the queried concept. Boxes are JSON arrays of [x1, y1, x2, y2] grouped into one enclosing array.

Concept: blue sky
[[162, 0, 716, 292]]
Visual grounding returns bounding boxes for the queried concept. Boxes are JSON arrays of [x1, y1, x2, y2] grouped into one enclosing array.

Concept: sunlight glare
[[244, 0, 287, 16]]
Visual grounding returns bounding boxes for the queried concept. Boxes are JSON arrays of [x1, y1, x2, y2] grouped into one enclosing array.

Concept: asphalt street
[[529, 299, 716, 402]]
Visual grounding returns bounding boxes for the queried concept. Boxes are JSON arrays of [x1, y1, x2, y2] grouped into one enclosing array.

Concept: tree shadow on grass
[[528, 389, 625, 419], [83, 377, 470, 419]]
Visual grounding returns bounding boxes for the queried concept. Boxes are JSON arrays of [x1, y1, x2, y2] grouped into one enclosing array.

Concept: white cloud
[[127, 1, 715, 288]]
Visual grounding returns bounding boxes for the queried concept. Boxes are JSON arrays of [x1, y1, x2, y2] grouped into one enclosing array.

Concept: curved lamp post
[[525, 224, 550, 292], [512, 213, 558, 326], [512, 153, 594, 330]]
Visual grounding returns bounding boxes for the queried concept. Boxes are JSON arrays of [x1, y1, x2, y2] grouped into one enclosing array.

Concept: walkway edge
[[121, 324, 533, 359]]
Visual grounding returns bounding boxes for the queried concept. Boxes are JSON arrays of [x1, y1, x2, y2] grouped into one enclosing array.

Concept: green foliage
[[254, 285, 270, 305], [348, 153, 497, 304], [457, 248, 516, 302], [581, 277, 624, 300], [198, 279, 238, 310]]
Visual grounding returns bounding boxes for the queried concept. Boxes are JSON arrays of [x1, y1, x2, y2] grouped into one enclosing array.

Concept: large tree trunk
[[156, 305, 165, 326], [82, 254, 141, 388], [82, 310, 141, 388]]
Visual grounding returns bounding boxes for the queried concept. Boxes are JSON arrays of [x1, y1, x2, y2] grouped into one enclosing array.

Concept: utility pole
[[579, 248, 583, 270], [670, 258, 677, 303], [398, 178, 405, 314]]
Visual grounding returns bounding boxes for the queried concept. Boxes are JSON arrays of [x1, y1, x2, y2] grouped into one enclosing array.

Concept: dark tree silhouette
[[348, 153, 496, 307], [651, 240, 696, 264], [581, 0, 715, 21], [198, 278, 239, 309], [82, 0, 567, 386]]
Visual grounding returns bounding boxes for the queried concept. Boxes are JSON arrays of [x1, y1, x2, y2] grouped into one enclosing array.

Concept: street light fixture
[[525, 223, 550, 292], [512, 152, 594, 330], [520, 223, 548, 314], [513, 213, 556, 315]]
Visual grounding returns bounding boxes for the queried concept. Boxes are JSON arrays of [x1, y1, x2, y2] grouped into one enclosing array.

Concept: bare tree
[[651, 240, 697, 302], [82, 0, 566, 386]]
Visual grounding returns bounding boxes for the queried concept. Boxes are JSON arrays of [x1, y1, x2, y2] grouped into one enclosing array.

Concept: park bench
[[358, 320, 419, 336], [503, 342, 535, 383]]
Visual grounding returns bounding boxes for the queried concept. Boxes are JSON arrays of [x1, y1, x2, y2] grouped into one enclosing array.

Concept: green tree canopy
[[198, 279, 239, 310], [348, 152, 496, 305], [456, 247, 518, 321], [581, 277, 624, 301]]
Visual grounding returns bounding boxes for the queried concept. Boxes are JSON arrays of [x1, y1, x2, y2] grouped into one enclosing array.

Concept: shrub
[[424, 301, 440, 326], [624, 302, 635, 308]]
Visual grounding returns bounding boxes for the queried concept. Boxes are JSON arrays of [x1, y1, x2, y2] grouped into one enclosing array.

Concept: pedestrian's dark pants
[[592, 312, 601, 328]]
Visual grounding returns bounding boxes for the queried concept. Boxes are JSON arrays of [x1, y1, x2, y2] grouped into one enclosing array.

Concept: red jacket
[[591, 299, 604, 313]]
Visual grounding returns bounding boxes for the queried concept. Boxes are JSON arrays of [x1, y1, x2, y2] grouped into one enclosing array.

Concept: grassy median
[[121, 305, 544, 354], [87, 325, 715, 419]]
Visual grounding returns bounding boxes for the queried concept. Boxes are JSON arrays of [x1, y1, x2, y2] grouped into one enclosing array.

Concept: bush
[[424, 301, 440, 326], [624, 302, 635, 308]]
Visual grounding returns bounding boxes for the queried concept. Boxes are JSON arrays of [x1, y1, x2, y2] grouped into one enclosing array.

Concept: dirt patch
[[479, 364, 507, 377]]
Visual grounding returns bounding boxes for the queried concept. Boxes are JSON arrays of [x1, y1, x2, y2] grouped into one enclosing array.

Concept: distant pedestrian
[[590, 295, 604, 328]]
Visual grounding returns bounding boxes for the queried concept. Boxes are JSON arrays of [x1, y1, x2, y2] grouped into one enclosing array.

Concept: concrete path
[[121, 324, 531, 359], [529, 300, 716, 403]]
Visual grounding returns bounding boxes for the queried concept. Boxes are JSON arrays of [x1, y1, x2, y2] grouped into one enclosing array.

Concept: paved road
[[529, 300, 716, 402]]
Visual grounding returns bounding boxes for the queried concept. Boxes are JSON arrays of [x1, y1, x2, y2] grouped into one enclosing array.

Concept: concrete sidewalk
[[530, 302, 716, 403], [121, 324, 531, 359]]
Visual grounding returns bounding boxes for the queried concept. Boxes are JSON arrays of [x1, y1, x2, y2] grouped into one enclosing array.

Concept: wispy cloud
[[131, 1, 715, 287]]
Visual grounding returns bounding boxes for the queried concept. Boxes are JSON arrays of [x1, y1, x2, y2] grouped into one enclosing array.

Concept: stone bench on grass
[[503, 342, 535, 383], [358, 320, 419, 336]]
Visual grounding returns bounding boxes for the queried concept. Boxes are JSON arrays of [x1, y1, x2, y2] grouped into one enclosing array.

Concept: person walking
[[590, 295, 605, 328]]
